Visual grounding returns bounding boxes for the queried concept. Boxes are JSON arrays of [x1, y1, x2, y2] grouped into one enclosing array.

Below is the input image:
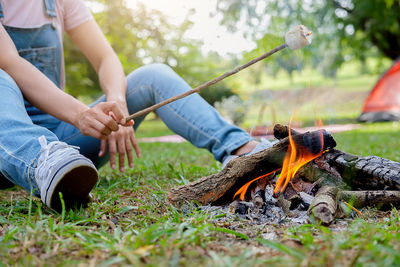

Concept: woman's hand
[[75, 101, 132, 139], [97, 101, 141, 171], [99, 124, 141, 171]]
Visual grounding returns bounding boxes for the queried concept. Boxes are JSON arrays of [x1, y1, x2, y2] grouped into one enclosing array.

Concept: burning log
[[308, 186, 339, 225], [274, 124, 400, 191], [299, 192, 314, 206], [168, 129, 336, 206], [273, 124, 301, 140]]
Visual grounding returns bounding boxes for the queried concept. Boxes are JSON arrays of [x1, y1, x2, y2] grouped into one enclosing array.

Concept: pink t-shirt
[[0, 0, 93, 88]]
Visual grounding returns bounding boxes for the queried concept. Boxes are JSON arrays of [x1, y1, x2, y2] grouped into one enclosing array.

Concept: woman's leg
[[0, 69, 58, 195], [124, 63, 252, 162]]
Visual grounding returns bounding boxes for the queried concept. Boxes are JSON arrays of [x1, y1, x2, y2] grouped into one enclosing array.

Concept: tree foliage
[[332, 0, 400, 60], [64, 0, 236, 104], [215, 0, 399, 79]]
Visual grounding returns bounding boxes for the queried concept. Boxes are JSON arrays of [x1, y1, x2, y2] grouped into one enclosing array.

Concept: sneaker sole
[[44, 158, 98, 211]]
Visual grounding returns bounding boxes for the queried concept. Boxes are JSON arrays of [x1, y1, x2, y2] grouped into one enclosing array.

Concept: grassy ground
[[1, 66, 400, 266], [1, 120, 399, 266]]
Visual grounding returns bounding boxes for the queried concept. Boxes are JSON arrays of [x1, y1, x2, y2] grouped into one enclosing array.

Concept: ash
[[201, 186, 311, 225]]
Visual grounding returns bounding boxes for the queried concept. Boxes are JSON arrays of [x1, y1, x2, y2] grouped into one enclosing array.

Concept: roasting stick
[[125, 44, 287, 121], [125, 25, 313, 122]]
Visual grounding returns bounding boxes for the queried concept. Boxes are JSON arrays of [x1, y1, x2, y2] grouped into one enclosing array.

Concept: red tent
[[358, 59, 400, 122]]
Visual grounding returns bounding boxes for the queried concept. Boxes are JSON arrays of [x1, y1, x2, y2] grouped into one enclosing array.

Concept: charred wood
[[273, 124, 301, 140], [229, 200, 253, 215], [274, 124, 400, 191], [320, 150, 400, 190], [288, 193, 302, 210], [308, 186, 339, 225], [299, 192, 314, 206], [339, 190, 400, 208]]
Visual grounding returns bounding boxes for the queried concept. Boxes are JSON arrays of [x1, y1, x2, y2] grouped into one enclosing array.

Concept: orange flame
[[273, 118, 325, 195], [233, 170, 277, 201], [233, 119, 326, 201]]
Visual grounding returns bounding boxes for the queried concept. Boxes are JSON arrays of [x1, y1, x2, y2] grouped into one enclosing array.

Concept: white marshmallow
[[285, 25, 312, 50]]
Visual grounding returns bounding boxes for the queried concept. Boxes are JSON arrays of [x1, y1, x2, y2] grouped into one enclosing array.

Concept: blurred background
[[66, 0, 399, 129]]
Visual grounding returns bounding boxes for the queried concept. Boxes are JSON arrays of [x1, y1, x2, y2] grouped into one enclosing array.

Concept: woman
[[0, 0, 265, 210]]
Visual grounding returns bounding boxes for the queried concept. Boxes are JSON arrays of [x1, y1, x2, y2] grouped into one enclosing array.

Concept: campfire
[[168, 124, 400, 226]]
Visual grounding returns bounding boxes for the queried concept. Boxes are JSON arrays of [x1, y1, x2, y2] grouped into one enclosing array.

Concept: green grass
[[334, 122, 400, 161], [135, 116, 175, 138]]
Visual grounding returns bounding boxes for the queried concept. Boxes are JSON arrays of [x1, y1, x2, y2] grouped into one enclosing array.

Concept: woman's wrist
[[71, 104, 90, 128], [106, 95, 128, 114], [107, 94, 126, 104]]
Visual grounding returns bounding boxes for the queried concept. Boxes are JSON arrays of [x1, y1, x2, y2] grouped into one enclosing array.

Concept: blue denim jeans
[[0, 63, 252, 195]]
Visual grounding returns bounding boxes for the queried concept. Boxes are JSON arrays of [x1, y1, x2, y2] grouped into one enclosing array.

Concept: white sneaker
[[222, 138, 273, 168], [34, 136, 98, 210]]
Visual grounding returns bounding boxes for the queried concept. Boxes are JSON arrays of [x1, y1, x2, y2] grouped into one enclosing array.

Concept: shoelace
[[35, 136, 80, 182]]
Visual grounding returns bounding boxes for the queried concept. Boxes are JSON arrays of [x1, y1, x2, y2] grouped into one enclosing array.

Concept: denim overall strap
[[44, 0, 57, 18], [0, 1, 3, 19]]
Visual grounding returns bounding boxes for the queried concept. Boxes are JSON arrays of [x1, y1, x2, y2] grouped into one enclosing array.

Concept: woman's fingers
[[117, 136, 126, 172], [99, 139, 107, 157], [88, 118, 112, 136], [85, 127, 108, 140], [97, 101, 127, 125], [125, 137, 134, 168], [108, 137, 117, 169], [131, 133, 141, 158], [101, 127, 141, 171]]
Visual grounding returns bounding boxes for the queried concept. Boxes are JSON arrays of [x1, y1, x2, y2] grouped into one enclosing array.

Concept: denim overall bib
[[0, 0, 62, 131]]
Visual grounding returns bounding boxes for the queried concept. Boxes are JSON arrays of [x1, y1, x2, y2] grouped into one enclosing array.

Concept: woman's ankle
[[232, 140, 259, 156]]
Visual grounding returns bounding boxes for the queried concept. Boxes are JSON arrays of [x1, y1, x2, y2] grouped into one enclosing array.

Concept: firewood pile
[[168, 124, 400, 226]]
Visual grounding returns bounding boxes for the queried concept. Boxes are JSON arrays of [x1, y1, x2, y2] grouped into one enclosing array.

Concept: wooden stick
[[339, 190, 400, 208], [308, 186, 339, 225], [125, 44, 288, 122]]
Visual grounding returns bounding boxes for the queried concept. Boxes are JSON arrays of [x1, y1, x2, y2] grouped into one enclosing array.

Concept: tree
[[332, 0, 400, 60]]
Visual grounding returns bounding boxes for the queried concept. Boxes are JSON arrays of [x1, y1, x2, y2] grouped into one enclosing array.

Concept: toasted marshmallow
[[285, 25, 312, 50]]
